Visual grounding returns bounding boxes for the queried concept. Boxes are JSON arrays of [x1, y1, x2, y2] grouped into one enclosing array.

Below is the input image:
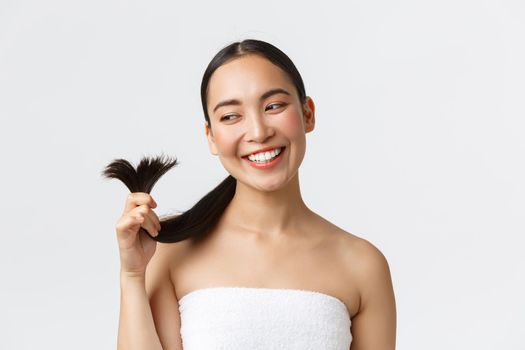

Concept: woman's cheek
[[214, 129, 240, 156], [281, 110, 306, 138]]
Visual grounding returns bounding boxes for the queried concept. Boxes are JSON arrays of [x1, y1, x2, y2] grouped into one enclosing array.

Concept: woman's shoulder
[[333, 227, 393, 314], [332, 225, 390, 274], [308, 214, 392, 316], [309, 211, 370, 251], [312, 213, 391, 284], [155, 239, 193, 267]]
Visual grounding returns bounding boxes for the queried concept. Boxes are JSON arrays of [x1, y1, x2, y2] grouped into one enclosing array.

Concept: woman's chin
[[249, 175, 293, 193]]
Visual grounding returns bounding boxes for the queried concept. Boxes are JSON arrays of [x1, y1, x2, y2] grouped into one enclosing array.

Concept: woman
[[109, 39, 396, 349]]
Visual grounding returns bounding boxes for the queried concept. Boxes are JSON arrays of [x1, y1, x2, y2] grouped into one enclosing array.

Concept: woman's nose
[[245, 113, 274, 143]]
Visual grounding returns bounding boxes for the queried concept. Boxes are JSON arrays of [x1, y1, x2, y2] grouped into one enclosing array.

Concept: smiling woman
[[102, 39, 396, 350]]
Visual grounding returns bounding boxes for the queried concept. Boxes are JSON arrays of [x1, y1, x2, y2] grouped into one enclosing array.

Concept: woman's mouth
[[242, 146, 286, 169]]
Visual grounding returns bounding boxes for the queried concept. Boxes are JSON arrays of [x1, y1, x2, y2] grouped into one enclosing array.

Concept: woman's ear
[[205, 121, 219, 155], [303, 96, 315, 133]]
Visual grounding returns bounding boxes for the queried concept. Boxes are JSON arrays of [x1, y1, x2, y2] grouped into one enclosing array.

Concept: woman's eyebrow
[[260, 87, 291, 101], [212, 88, 291, 113]]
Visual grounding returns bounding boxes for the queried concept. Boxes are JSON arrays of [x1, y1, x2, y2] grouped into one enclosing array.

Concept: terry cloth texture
[[178, 286, 352, 350]]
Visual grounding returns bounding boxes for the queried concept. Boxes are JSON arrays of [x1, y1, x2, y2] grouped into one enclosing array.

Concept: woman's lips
[[242, 145, 284, 158], [242, 146, 286, 169]]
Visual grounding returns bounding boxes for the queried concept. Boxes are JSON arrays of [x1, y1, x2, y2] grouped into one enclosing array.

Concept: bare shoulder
[[153, 239, 192, 274], [308, 212, 391, 279], [313, 215, 385, 264], [339, 231, 391, 276], [145, 239, 190, 296], [331, 229, 396, 348], [334, 229, 393, 292], [323, 221, 394, 299]]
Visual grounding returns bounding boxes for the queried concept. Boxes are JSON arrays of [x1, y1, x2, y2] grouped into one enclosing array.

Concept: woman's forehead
[[207, 55, 294, 102]]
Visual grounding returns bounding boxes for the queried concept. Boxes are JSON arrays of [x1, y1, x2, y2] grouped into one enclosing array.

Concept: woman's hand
[[115, 192, 161, 278]]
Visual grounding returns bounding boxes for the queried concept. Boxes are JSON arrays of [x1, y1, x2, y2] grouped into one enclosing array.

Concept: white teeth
[[247, 147, 282, 162]]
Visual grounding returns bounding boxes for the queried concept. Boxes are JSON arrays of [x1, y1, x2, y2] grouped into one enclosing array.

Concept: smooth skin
[[116, 53, 396, 350]]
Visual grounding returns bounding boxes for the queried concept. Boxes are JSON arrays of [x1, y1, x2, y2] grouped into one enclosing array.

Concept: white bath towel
[[178, 286, 352, 349]]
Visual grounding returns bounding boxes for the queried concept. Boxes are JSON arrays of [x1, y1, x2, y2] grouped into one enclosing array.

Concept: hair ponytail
[[101, 154, 236, 243], [102, 38, 306, 243]]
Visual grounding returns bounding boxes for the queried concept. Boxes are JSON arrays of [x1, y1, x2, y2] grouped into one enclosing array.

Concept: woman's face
[[205, 54, 315, 192]]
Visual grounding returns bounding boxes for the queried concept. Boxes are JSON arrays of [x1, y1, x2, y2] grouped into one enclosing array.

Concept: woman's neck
[[221, 172, 312, 238]]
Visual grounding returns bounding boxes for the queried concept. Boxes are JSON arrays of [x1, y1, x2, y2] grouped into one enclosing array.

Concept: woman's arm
[[350, 240, 397, 350], [144, 243, 184, 350], [118, 272, 164, 350], [117, 242, 183, 350]]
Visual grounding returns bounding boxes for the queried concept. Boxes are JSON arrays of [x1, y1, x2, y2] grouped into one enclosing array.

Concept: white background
[[1, 0, 524, 349]]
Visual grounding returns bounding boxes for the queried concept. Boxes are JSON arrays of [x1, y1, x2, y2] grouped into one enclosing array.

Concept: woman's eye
[[266, 103, 286, 111], [220, 114, 237, 121]]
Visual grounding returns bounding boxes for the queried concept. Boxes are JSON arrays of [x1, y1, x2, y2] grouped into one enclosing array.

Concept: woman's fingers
[[122, 192, 157, 215], [129, 204, 160, 237], [138, 204, 161, 232], [116, 192, 160, 240], [114, 192, 161, 276], [115, 214, 143, 240], [148, 209, 162, 231]]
